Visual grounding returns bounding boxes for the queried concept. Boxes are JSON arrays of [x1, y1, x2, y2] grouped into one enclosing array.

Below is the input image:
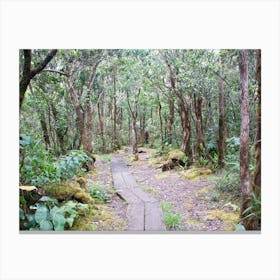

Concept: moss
[[182, 166, 212, 180], [168, 149, 186, 162], [45, 181, 93, 204], [74, 191, 94, 204], [71, 206, 98, 231], [209, 209, 240, 228]]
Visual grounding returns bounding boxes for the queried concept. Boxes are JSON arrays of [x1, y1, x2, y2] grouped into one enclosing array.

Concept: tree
[[253, 49, 261, 198], [19, 49, 57, 109], [238, 49, 252, 229], [66, 50, 103, 166], [217, 75, 226, 167]]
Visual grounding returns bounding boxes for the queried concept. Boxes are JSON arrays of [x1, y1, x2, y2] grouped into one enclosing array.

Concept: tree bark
[[126, 89, 141, 155], [253, 50, 261, 198], [218, 76, 226, 167], [112, 71, 119, 150], [19, 49, 57, 109], [194, 94, 203, 157], [98, 92, 106, 153], [166, 96, 174, 145], [178, 97, 192, 164], [239, 49, 252, 229], [156, 92, 164, 151]]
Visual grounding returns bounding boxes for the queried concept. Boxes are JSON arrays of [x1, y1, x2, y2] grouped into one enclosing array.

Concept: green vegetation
[[19, 49, 261, 231], [161, 202, 180, 229], [89, 183, 111, 203], [20, 196, 89, 231]]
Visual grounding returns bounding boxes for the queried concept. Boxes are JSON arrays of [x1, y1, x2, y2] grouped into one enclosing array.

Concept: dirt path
[[116, 148, 240, 231], [111, 155, 165, 231]]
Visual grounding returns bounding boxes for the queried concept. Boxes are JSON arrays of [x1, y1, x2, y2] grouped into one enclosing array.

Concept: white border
[[1, 1, 279, 279]]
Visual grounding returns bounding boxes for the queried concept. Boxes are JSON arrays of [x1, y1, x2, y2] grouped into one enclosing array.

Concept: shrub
[[89, 183, 111, 203], [214, 172, 240, 196], [20, 196, 89, 231], [20, 134, 93, 186]]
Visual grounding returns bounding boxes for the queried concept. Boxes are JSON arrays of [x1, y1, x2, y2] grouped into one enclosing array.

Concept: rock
[[161, 149, 187, 172]]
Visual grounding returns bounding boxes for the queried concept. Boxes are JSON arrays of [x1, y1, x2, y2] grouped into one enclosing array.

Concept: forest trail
[[111, 155, 166, 231], [112, 148, 240, 231]]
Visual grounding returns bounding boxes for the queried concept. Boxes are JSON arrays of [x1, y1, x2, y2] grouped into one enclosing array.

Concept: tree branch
[[30, 49, 58, 79], [41, 69, 69, 76]]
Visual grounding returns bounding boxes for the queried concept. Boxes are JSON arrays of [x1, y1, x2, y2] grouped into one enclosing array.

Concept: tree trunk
[[112, 72, 119, 150], [253, 49, 261, 198], [67, 79, 86, 151], [126, 89, 140, 156], [178, 97, 192, 164], [217, 76, 226, 167], [98, 92, 106, 153], [40, 118, 50, 150], [166, 96, 174, 144], [193, 94, 215, 165], [157, 92, 164, 151], [194, 95, 203, 158], [51, 103, 66, 154], [132, 115, 138, 154], [239, 49, 252, 229]]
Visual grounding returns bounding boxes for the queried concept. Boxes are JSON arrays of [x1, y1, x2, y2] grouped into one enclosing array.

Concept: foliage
[[20, 134, 92, 186], [55, 150, 93, 180], [20, 196, 89, 231], [89, 183, 111, 203], [214, 171, 240, 196], [241, 192, 261, 225], [161, 202, 180, 229]]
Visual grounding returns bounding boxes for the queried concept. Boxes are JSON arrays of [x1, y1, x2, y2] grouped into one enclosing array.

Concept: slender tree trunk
[[166, 96, 174, 144], [67, 79, 86, 150], [239, 49, 252, 229], [157, 92, 164, 151], [40, 119, 50, 150], [194, 95, 203, 157], [218, 76, 226, 167], [112, 72, 118, 150], [51, 103, 66, 154], [126, 89, 140, 156], [253, 50, 261, 198], [131, 112, 138, 154], [98, 92, 106, 153], [178, 97, 192, 164], [193, 94, 215, 165]]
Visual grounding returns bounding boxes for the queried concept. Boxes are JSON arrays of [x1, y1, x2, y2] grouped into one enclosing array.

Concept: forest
[[19, 49, 261, 232]]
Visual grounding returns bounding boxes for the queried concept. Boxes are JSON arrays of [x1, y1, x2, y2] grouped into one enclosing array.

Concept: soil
[[88, 147, 241, 231]]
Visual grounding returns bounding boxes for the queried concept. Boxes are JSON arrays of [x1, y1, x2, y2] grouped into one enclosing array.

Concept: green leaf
[[65, 217, 74, 228], [52, 213, 66, 231], [39, 196, 58, 204], [34, 204, 49, 223], [19, 208, 25, 220], [39, 220, 53, 231]]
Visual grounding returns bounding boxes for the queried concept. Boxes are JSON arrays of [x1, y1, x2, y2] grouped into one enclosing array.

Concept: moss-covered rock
[[45, 181, 93, 204], [162, 149, 187, 171], [182, 166, 212, 180], [168, 149, 186, 162]]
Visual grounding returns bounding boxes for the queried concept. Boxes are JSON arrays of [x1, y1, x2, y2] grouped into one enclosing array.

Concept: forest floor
[[87, 147, 241, 231]]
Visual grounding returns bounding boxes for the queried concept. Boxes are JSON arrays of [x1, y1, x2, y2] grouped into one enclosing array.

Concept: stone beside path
[[111, 156, 166, 231]]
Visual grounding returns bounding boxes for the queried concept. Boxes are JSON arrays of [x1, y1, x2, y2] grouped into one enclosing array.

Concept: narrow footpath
[[111, 155, 166, 231]]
